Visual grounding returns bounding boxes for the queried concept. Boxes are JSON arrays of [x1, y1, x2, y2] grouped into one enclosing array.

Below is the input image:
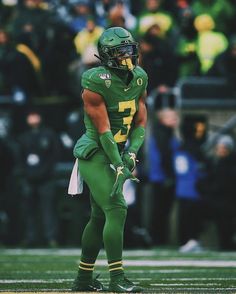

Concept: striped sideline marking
[[151, 283, 220, 286], [150, 287, 236, 290], [1, 277, 236, 283], [1, 248, 236, 258], [2, 259, 236, 267], [0, 249, 157, 257], [0, 291, 70, 293], [83, 259, 236, 267], [3, 268, 235, 274], [1, 290, 235, 293], [0, 280, 73, 283]]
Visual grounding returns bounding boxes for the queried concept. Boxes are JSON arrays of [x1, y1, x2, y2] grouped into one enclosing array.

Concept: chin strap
[[94, 54, 102, 62]]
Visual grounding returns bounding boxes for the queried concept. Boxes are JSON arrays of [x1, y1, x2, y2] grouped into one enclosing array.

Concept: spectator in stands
[[136, 0, 175, 37], [49, 0, 72, 24], [74, 17, 103, 69], [107, 1, 136, 31], [191, 0, 235, 34], [0, 28, 42, 101], [18, 110, 60, 247], [175, 9, 201, 77], [42, 22, 78, 97], [0, 112, 19, 245], [69, 0, 93, 33], [92, 0, 113, 28], [59, 109, 85, 162], [147, 91, 179, 245], [10, 0, 54, 55], [0, 0, 17, 26], [194, 14, 228, 74], [208, 35, 236, 96], [139, 24, 178, 92], [175, 115, 208, 252], [198, 135, 236, 251]]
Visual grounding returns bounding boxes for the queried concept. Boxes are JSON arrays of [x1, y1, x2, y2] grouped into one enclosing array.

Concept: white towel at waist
[[68, 158, 83, 196]]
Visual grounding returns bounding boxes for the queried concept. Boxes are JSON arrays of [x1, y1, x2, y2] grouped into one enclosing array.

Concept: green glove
[[122, 151, 137, 172], [110, 165, 139, 197]]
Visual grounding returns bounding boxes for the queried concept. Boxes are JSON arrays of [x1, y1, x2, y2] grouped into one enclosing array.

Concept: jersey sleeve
[[142, 69, 148, 93], [81, 69, 105, 97]]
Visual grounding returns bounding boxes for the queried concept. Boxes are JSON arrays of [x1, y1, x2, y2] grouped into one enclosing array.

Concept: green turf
[[0, 249, 236, 293]]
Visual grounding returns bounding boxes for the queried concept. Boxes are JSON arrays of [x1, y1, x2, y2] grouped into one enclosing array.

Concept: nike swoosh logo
[[117, 285, 134, 291], [124, 87, 131, 92], [108, 138, 115, 144]]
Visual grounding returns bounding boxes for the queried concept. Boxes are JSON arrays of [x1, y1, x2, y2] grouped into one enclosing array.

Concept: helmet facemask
[[100, 43, 139, 71]]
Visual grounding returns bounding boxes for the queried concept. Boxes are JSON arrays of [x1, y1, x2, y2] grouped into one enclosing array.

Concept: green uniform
[[74, 65, 147, 277], [75, 65, 147, 209], [82, 65, 148, 147]]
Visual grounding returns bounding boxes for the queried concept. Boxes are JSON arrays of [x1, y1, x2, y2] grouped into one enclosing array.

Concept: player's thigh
[[89, 193, 105, 220], [79, 155, 127, 211]]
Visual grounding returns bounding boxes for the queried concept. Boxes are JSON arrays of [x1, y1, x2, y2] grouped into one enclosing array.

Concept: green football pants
[[78, 148, 128, 262]]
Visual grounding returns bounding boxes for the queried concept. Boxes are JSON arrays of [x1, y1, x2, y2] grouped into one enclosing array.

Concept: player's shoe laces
[[71, 274, 106, 292], [108, 276, 143, 293]]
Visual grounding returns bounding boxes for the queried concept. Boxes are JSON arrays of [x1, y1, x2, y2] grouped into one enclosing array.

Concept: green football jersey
[[81, 65, 148, 148]]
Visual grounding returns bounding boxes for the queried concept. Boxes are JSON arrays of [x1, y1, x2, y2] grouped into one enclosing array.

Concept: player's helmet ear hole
[[97, 27, 138, 70]]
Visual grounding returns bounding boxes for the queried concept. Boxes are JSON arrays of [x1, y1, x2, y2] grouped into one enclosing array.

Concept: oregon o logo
[[137, 78, 143, 86]]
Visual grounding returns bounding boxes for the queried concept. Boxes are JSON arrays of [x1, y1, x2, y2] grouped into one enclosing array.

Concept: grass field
[[0, 248, 236, 293]]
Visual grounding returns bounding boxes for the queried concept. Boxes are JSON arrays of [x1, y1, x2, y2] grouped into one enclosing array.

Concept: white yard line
[[162, 278, 236, 281], [0, 249, 156, 256], [2, 259, 236, 267], [83, 259, 236, 267], [149, 287, 236, 290], [3, 268, 234, 274], [1, 248, 236, 258], [150, 283, 220, 286], [1, 277, 236, 283], [0, 290, 70, 292], [0, 280, 73, 284], [127, 269, 235, 273]]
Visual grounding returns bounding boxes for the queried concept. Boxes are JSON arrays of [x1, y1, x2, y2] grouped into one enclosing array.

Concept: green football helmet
[[97, 27, 138, 71]]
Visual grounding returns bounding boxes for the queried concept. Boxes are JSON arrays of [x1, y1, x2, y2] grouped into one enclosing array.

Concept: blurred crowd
[[0, 0, 236, 100], [0, 0, 236, 250]]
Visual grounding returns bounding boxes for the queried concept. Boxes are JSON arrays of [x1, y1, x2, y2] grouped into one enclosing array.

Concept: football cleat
[[71, 274, 106, 292], [108, 276, 143, 293]]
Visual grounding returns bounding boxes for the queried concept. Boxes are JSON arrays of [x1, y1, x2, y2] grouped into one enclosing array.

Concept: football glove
[[110, 165, 139, 197], [122, 151, 137, 172]]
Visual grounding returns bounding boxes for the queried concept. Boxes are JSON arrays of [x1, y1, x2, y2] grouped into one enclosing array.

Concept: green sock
[[78, 258, 95, 282], [109, 260, 124, 281], [77, 216, 105, 282]]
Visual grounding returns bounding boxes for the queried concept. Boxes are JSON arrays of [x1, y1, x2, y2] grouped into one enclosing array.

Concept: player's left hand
[[122, 151, 137, 172], [110, 165, 139, 197]]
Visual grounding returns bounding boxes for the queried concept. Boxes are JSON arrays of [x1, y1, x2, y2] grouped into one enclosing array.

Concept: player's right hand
[[122, 151, 137, 172], [110, 165, 139, 197]]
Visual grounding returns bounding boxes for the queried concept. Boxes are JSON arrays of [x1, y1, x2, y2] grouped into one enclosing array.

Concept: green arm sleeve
[[128, 126, 146, 154], [99, 131, 123, 168]]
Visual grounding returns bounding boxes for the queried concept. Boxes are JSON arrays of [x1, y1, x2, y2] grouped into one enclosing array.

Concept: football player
[[72, 27, 148, 292]]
